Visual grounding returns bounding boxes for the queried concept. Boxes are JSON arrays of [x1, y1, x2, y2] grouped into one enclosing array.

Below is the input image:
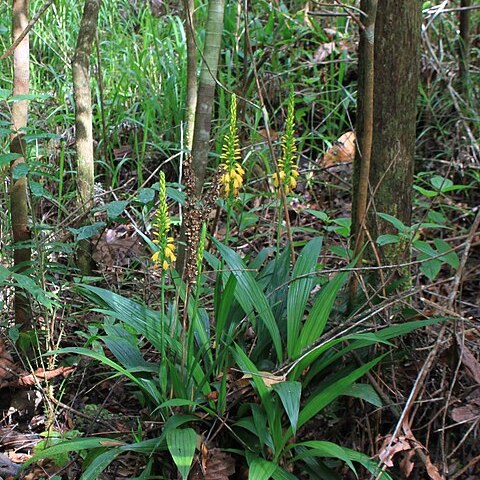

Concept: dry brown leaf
[[451, 388, 480, 423], [313, 41, 336, 63], [378, 435, 414, 468], [459, 344, 480, 384], [241, 371, 285, 388], [425, 455, 444, 480], [323, 131, 356, 166], [92, 225, 144, 269], [204, 448, 236, 480], [399, 449, 416, 477]]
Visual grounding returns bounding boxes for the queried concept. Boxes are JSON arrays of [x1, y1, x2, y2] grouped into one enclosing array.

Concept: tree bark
[[183, 0, 197, 150], [190, 0, 225, 194], [10, 0, 32, 328], [351, 0, 377, 258], [177, 0, 225, 277], [72, 0, 101, 275], [366, 0, 421, 271]]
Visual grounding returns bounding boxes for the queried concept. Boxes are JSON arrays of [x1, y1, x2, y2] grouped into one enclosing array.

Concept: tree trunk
[[183, 0, 197, 150], [190, 0, 225, 194], [351, 0, 377, 259], [10, 0, 32, 328], [72, 0, 101, 275], [177, 0, 225, 277], [366, 0, 421, 272]]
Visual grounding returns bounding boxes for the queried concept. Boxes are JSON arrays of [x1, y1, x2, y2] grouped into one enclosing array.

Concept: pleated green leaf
[[287, 237, 323, 358], [248, 457, 277, 480], [215, 240, 282, 360], [272, 381, 302, 435], [166, 428, 198, 480], [299, 271, 348, 350]]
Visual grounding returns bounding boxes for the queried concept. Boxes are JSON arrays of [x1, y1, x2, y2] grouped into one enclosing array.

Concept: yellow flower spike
[[219, 93, 244, 199], [151, 172, 176, 270], [273, 87, 299, 196]]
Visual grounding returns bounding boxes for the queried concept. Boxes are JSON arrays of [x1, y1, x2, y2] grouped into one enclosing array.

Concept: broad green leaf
[[81, 448, 123, 480], [214, 272, 237, 340], [0, 265, 11, 283], [106, 200, 128, 220], [343, 383, 382, 407], [299, 271, 348, 350], [215, 240, 282, 360], [166, 185, 185, 205], [303, 318, 445, 384], [433, 238, 459, 269], [420, 258, 442, 281], [430, 175, 453, 191], [376, 234, 399, 246], [306, 209, 329, 222], [272, 467, 299, 480], [12, 162, 29, 179], [0, 152, 22, 167], [291, 441, 356, 475], [233, 345, 273, 418], [248, 457, 277, 480], [166, 428, 197, 480], [69, 222, 106, 242], [54, 347, 161, 403], [30, 181, 49, 198], [288, 237, 323, 357], [414, 240, 436, 257], [101, 335, 154, 371], [293, 442, 393, 479], [251, 404, 271, 449], [24, 437, 125, 468], [377, 213, 407, 233], [136, 187, 155, 204], [283, 355, 385, 448], [414, 185, 438, 198], [272, 382, 302, 434]]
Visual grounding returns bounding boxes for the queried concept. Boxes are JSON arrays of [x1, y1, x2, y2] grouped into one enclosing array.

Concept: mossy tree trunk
[[72, 0, 101, 275], [10, 0, 32, 328], [364, 0, 421, 272]]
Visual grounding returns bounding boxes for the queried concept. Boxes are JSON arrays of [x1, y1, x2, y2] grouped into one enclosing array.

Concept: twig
[[1, 0, 55, 60]]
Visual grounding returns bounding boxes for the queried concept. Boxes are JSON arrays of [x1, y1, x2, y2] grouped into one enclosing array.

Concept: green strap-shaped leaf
[[287, 237, 323, 358], [299, 271, 348, 350], [248, 457, 277, 480], [214, 240, 282, 360], [166, 428, 198, 480], [272, 381, 302, 435]]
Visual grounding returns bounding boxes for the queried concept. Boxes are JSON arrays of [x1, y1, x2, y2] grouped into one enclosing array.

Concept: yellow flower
[[151, 173, 176, 271], [273, 88, 299, 196], [219, 94, 244, 199]]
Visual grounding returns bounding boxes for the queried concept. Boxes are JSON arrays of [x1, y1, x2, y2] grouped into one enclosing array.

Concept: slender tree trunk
[[351, 1, 377, 259], [72, 0, 101, 275], [177, 0, 225, 277], [366, 1, 421, 273], [349, 0, 377, 305], [190, 0, 225, 194], [183, 0, 197, 150], [10, 0, 32, 328]]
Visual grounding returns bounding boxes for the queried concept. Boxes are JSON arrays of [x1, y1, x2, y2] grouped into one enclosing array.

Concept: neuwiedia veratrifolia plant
[[25, 233, 445, 479]]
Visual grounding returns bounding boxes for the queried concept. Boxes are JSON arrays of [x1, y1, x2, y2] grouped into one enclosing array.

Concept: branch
[[1, 0, 55, 60]]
